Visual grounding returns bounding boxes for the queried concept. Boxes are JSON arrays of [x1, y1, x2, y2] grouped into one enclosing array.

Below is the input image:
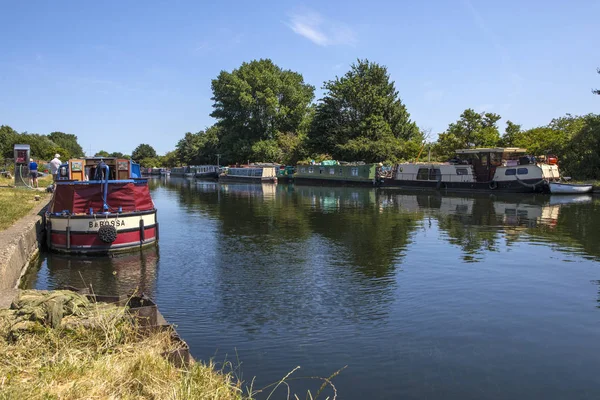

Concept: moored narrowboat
[[380, 148, 560, 193], [218, 165, 278, 183], [46, 157, 158, 255], [194, 165, 219, 179], [277, 165, 295, 183], [294, 161, 379, 186]]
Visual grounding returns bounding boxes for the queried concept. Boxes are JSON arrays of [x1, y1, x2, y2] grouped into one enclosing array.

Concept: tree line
[[3, 62, 598, 178], [170, 59, 600, 179], [0, 126, 85, 161], [174, 59, 423, 167]]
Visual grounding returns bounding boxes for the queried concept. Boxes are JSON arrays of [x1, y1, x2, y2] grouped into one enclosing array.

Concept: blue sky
[[1, 0, 598, 156]]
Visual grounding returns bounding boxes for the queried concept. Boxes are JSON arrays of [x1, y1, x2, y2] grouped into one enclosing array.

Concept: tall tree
[[500, 121, 521, 147], [593, 68, 600, 95], [309, 59, 420, 163], [434, 109, 501, 159], [210, 59, 314, 163], [131, 144, 157, 161], [48, 131, 85, 158], [561, 114, 600, 179]]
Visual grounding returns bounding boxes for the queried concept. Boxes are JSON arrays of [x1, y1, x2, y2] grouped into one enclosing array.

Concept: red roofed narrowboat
[[46, 157, 158, 254]]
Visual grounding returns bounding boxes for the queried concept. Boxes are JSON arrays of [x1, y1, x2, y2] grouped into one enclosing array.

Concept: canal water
[[25, 178, 600, 399]]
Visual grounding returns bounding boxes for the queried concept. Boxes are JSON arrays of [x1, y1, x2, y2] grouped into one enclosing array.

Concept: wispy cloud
[[287, 10, 356, 47], [475, 104, 495, 112]]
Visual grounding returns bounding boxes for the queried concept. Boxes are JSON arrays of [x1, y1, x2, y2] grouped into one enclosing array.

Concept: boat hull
[[46, 210, 158, 255], [294, 176, 375, 186], [549, 183, 593, 194], [379, 178, 549, 193], [218, 175, 277, 183], [195, 172, 218, 180]]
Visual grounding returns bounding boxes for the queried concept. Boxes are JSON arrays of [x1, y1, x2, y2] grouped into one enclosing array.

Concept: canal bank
[[0, 289, 246, 399], [0, 198, 49, 291]]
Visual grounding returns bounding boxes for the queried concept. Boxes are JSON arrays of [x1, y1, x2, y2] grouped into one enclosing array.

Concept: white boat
[[549, 182, 593, 194]]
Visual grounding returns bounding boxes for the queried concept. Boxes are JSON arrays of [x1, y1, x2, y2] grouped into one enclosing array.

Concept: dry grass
[[0, 290, 343, 400], [0, 175, 51, 231], [0, 291, 246, 400]]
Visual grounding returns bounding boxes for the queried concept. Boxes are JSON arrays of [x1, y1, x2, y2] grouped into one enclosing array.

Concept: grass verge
[[0, 290, 245, 399], [0, 175, 52, 231], [0, 290, 343, 400]]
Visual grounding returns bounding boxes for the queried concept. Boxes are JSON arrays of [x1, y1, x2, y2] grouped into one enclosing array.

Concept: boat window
[[481, 154, 488, 166], [300, 167, 306, 173], [517, 168, 529, 175], [339, 168, 343, 175], [308, 167, 314, 174], [456, 168, 468, 175], [329, 168, 335, 175], [505, 169, 516, 175], [319, 167, 324, 174], [351, 167, 359, 176], [417, 168, 429, 180], [429, 169, 441, 181]]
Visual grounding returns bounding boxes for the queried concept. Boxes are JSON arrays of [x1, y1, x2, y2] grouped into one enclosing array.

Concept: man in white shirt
[[49, 153, 61, 181]]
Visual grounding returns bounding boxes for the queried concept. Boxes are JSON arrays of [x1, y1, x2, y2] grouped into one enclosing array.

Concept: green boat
[[294, 162, 379, 186]]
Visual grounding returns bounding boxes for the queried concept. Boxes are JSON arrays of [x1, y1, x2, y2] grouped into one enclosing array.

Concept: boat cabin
[[453, 148, 531, 182], [57, 157, 141, 181], [295, 162, 378, 185]]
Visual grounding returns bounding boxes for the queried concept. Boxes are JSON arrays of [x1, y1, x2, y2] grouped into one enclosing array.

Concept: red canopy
[[51, 182, 154, 213]]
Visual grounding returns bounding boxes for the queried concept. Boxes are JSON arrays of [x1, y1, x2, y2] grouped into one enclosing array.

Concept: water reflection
[[169, 179, 599, 265], [27, 246, 159, 296], [28, 179, 600, 399]]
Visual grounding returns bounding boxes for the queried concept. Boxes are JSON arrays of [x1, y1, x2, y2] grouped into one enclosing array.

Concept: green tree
[[160, 150, 179, 168], [593, 68, 599, 95], [132, 144, 157, 161], [434, 109, 501, 159], [499, 120, 521, 147], [561, 114, 600, 179], [138, 157, 160, 168], [0, 125, 18, 158], [48, 131, 85, 158], [210, 59, 315, 163], [175, 126, 220, 165], [309, 59, 420, 163], [95, 150, 110, 157], [108, 152, 126, 158]]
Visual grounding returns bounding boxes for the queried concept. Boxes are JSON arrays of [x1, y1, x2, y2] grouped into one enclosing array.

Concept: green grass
[[0, 175, 52, 231]]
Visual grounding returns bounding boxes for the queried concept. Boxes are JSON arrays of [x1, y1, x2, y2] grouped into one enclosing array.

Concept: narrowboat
[[218, 165, 278, 183], [380, 148, 560, 193], [277, 165, 295, 183], [194, 165, 219, 179], [46, 157, 158, 255], [170, 166, 187, 177], [294, 162, 379, 186]]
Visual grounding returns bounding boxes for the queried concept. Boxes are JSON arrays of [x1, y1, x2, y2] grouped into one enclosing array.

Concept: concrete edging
[[0, 199, 50, 290]]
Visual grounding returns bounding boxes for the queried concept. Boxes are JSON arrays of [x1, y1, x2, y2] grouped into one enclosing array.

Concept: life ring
[[98, 225, 118, 243], [489, 181, 498, 190]]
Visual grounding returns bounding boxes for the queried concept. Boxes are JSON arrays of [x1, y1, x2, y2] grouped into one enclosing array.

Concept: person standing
[[49, 153, 61, 181], [29, 158, 38, 188]]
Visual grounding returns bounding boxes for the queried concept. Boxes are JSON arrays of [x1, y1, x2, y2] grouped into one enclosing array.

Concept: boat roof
[[455, 148, 527, 154]]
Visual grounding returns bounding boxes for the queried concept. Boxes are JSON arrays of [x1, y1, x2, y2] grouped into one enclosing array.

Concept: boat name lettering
[[89, 220, 126, 228]]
